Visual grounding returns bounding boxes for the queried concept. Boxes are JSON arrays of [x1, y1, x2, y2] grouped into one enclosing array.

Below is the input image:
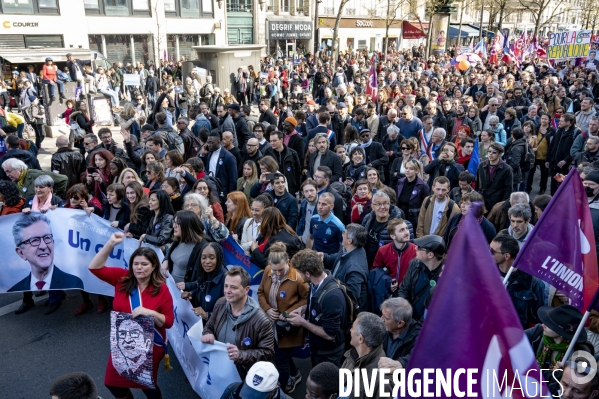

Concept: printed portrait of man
[[8, 213, 84, 292], [586, 50, 599, 70], [111, 312, 154, 388]]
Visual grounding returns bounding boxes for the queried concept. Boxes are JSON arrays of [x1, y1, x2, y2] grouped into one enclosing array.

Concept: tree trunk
[[479, 0, 485, 42], [533, 14, 540, 39], [332, 0, 348, 60], [426, 11, 435, 57], [497, 4, 504, 31], [457, 0, 465, 46], [383, 0, 391, 55]]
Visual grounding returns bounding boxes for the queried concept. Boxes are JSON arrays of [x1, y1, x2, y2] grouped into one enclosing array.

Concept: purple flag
[[406, 204, 547, 398], [513, 169, 599, 311]]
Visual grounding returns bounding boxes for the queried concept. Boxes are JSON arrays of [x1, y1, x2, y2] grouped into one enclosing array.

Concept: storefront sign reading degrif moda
[[267, 21, 313, 40]]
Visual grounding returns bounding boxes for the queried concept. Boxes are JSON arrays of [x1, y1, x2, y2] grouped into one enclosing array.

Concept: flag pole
[[563, 287, 599, 362], [502, 266, 515, 286]]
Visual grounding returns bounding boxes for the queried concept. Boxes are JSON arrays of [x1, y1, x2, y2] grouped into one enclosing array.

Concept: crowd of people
[[3, 46, 599, 399]]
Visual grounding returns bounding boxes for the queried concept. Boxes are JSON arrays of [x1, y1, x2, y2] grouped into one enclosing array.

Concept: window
[[281, 0, 289, 12], [0, 0, 58, 14], [227, 0, 252, 12], [165, 0, 213, 17], [267, 0, 274, 11], [84, 0, 151, 16], [24, 34, 63, 48]]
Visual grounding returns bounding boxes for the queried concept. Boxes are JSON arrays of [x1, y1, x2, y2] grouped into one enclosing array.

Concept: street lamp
[[259, 0, 265, 10], [217, 0, 223, 9]]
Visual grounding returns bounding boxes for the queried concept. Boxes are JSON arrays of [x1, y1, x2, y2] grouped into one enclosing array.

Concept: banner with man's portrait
[[110, 311, 155, 388], [0, 209, 161, 295]]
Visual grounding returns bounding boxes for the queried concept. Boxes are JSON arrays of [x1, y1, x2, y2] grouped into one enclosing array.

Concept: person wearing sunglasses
[[475, 142, 514, 211], [9, 212, 84, 315]]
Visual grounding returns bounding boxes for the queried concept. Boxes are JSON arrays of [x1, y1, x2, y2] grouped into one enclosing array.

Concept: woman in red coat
[[89, 232, 174, 399]]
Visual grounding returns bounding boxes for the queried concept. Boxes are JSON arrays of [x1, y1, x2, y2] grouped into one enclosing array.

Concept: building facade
[[0, 0, 226, 65]]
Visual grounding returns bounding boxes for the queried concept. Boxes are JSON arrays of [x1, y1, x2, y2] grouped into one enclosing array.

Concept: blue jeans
[[99, 89, 119, 107], [42, 79, 64, 97], [16, 123, 24, 139]]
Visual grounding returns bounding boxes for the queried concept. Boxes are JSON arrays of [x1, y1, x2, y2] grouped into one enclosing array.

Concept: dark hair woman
[[86, 149, 114, 195], [0, 180, 25, 215], [70, 101, 94, 153], [160, 177, 183, 212], [124, 181, 152, 239], [249, 207, 303, 268], [140, 150, 159, 182], [256, 241, 309, 389], [109, 157, 128, 185], [89, 232, 174, 399], [192, 178, 224, 223], [139, 189, 174, 250], [162, 210, 206, 288], [144, 161, 165, 192], [181, 242, 226, 322]]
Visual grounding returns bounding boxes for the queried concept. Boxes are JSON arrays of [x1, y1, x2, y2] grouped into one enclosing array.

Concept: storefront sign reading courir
[[268, 21, 312, 40], [547, 29, 592, 59]]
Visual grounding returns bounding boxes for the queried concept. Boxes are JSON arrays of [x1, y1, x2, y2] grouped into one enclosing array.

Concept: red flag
[[406, 205, 548, 398], [513, 169, 599, 310]]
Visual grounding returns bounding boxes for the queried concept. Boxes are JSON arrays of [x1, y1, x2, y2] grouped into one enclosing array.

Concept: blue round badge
[[242, 337, 252, 346], [155, 224, 161, 230], [219, 159, 223, 165], [311, 309, 317, 317], [412, 190, 417, 195], [323, 239, 327, 244], [280, 291, 286, 298], [205, 295, 212, 302], [287, 167, 292, 171], [379, 240, 384, 246]]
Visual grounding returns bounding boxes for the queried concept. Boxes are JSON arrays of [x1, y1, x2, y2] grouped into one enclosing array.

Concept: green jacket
[[21, 169, 68, 199]]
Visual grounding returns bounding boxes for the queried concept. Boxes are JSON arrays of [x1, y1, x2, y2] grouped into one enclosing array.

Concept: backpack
[[200, 83, 210, 98], [367, 267, 393, 316], [517, 141, 535, 172], [316, 277, 359, 331], [423, 196, 455, 221], [205, 172, 225, 201], [330, 181, 351, 211], [162, 130, 185, 155], [0, 108, 8, 129], [181, 130, 202, 158]]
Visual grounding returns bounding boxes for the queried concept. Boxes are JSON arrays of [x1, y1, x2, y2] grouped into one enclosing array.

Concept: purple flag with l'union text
[[406, 204, 547, 398], [514, 168, 599, 311]]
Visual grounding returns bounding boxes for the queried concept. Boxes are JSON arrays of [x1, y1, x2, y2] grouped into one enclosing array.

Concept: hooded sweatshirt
[[217, 296, 260, 344]]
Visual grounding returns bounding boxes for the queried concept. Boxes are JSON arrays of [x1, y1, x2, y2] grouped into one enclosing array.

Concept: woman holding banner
[[89, 232, 174, 399], [181, 242, 226, 322], [257, 242, 308, 393]]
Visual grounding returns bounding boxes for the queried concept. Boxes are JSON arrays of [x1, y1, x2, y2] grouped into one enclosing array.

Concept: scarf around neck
[[361, 139, 372, 149], [32, 193, 52, 211], [536, 335, 570, 368]]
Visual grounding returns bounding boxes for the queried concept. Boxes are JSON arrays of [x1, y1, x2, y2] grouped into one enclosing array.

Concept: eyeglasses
[[401, 113, 408, 116], [184, 203, 199, 209], [83, 142, 93, 146], [490, 248, 506, 255], [136, 98, 143, 100], [118, 329, 143, 340], [19, 234, 53, 247], [401, 147, 410, 150], [488, 150, 499, 154], [372, 202, 390, 208]]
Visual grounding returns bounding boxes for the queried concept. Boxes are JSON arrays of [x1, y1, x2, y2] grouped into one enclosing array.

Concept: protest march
[[6, 25, 599, 399]]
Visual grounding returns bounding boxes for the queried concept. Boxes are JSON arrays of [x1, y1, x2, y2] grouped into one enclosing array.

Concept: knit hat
[[306, 99, 316, 106], [284, 117, 297, 127], [584, 170, 599, 185]]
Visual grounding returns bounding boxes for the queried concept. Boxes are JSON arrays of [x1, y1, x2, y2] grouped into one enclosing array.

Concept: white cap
[[239, 362, 279, 399]]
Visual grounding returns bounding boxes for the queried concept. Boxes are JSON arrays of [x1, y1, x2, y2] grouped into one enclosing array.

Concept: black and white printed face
[[116, 319, 151, 369]]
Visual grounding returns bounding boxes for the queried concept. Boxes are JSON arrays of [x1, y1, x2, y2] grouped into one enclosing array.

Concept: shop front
[[317, 17, 402, 54], [266, 19, 313, 58]]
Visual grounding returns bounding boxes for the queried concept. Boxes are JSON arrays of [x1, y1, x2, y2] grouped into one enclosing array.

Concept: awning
[[0, 48, 103, 64], [449, 24, 479, 37], [402, 21, 428, 39]]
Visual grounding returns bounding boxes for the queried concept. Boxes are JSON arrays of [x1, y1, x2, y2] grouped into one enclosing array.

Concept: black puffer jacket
[[361, 205, 415, 244], [505, 137, 527, 184], [250, 229, 304, 268], [397, 259, 444, 320], [50, 147, 86, 188], [475, 160, 513, 211]]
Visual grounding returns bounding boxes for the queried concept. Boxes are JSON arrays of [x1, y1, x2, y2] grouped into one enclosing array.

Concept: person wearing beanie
[[282, 116, 304, 162], [584, 169, 599, 258]]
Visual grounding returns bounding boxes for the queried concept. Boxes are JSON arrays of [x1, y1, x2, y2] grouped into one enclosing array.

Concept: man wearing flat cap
[[397, 235, 446, 320]]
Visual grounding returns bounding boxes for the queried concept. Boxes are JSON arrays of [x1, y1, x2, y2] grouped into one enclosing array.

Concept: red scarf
[[350, 194, 371, 223]]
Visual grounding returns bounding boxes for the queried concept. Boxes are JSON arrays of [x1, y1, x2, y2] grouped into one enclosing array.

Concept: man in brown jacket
[[341, 312, 388, 399], [201, 266, 275, 379], [416, 176, 460, 238]]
